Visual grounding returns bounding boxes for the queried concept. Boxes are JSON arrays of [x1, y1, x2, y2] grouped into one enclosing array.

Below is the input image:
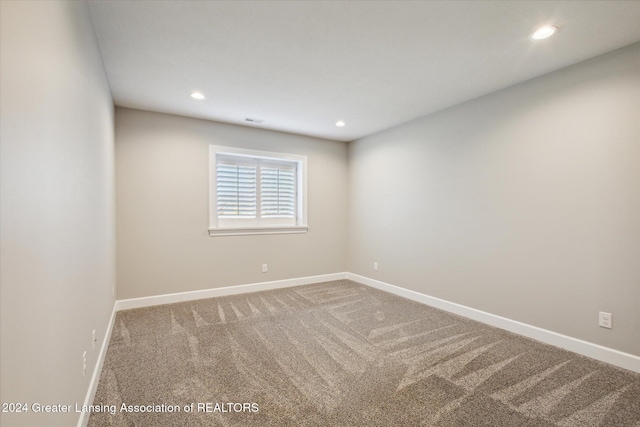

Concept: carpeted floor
[[88, 280, 640, 426]]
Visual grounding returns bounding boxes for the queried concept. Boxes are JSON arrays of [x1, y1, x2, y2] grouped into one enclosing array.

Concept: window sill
[[208, 225, 309, 237]]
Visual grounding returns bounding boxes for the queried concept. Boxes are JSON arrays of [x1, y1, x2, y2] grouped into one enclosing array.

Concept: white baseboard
[[347, 273, 640, 374], [77, 302, 118, 427], [115, 272, 348, 311]]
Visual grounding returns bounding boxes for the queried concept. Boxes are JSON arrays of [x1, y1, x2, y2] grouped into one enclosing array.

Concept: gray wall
[[348, 44, 640, 357], [115, 108, 348, 299], [0, 1, 115, 426]]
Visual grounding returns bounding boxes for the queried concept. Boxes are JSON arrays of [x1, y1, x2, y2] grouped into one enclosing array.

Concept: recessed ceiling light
[[531, 25, 558, 40], [335, 120, 346, 127], [190, 92, 205, 100]]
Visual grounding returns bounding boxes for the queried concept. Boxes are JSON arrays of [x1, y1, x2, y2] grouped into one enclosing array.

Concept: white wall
[[348, 44, 640, 357], [115, 108, 348, 299], [0, 2, 115, 426]]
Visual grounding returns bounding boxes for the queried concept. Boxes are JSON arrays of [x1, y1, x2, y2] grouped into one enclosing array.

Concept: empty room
[[2, 1, 640, 426]]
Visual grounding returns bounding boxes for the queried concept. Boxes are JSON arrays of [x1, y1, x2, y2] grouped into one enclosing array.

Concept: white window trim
[[209, 145, 308, 236]]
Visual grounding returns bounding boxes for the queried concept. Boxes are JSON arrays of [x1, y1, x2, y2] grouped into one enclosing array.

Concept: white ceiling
[[87, 1, 640, 142]]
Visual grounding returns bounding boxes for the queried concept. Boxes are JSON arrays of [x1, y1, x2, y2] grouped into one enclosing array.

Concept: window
[[209, 146, 307, 236]]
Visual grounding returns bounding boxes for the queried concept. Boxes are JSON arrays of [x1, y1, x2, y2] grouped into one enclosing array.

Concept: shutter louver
[[216, 163, 257, 218], [260, 166, 296, 218]]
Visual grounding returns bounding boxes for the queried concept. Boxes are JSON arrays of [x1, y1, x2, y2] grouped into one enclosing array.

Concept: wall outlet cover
[[599, 311, 612, 329]]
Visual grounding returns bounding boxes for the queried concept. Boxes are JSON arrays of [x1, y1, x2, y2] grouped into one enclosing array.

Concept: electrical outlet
[[92, 329, 96, 351], [373, 262, 379, 271], [262, 264, 268, 273], [82, 351, 87, 377], [599, 312, 612, 329]]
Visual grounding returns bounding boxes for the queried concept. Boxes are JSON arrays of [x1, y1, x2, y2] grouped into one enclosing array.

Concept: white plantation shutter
[[260, 164, 296, 218], [213, 152, 302, 229], [216, 160, 257, 218]]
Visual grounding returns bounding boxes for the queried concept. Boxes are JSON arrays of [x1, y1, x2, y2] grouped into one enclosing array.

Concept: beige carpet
[[89, 280, 640, 426]]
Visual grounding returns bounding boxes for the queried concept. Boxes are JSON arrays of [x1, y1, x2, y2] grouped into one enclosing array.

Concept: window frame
[[209, 145, 308, 236]]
